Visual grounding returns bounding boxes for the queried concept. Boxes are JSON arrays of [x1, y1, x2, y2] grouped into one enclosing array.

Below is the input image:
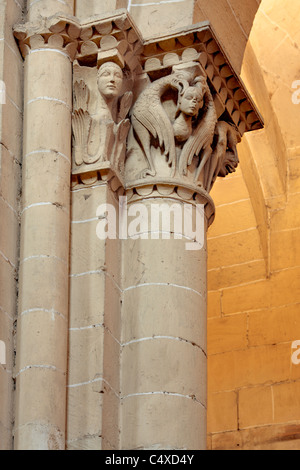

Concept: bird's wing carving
[[118, 91, 133, 122], [178, 88, 217, 177], [72, 79, 92, 166], [74, 80, 90, 112], [131, 84, 176, 166], [72, 109, 92, 166]]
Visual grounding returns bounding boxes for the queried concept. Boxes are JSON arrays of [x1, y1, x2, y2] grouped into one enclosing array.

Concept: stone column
[[14, 1, 75, 450], [27, 0, 74, 20], [120, 193, 211, 449], [65, 12, 142, 449], [116, 20, 262, 449], [67, 180, 122, 450]]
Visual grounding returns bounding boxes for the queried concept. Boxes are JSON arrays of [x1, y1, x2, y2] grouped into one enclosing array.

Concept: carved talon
[[140, 168, 156, 178]]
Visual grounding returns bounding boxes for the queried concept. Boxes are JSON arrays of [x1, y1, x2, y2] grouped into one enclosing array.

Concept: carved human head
[[178, 86, 205, 117], [97, 62, 124, 100]]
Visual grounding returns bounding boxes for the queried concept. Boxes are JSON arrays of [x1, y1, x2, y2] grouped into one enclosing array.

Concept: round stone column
[[14, 1, 74, 450], [120, 185, 214, 450]]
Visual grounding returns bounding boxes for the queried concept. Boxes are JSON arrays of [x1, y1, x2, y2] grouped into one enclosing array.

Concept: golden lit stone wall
[[194, 0, 262, 73], [206, 0, 300, 450]]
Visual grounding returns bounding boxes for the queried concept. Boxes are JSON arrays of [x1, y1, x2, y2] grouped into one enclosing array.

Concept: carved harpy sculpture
[[129, 73, 181, 178], [177, 75, 217, 180], [129, 64, 218, 181], [72, 62, 132, 172], [128, 63, 241, 191]]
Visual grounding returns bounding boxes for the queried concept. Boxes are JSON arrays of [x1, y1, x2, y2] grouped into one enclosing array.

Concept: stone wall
[[207, 0, 300, 450]]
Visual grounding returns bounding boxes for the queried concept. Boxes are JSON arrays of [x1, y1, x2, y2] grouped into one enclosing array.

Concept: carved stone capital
[[14, 11, 263, 224], [125, 181, 216, 227], [141, 23, 263, 135], [121, 20, 263, 223], [13, 15, 81, 60], [14, 10, 143, 66], [74, 11, 143, 75]]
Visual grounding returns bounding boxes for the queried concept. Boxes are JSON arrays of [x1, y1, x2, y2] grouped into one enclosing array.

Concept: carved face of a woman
[[97, 62, 123, 100], [178, 87, 204, 117]]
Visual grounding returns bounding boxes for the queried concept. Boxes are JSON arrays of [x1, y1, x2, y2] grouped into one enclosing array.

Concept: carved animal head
[[218, 147, 240, 177], [215, 121, 241, 177]]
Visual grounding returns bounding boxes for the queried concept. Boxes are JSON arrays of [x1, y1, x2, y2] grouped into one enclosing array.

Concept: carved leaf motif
[[66, 42, 79, 61], [74, 80, 90, 112], [116, 119, 131, 142], [48, 34, 64, 49], [118, 91, 133, 122], [113, 120, 131, 172], [72, 109, 92, 166]]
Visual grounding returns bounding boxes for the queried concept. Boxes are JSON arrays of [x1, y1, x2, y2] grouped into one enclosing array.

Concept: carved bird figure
[[130, 73, 190, 178], [178, 78, 217, 182]]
